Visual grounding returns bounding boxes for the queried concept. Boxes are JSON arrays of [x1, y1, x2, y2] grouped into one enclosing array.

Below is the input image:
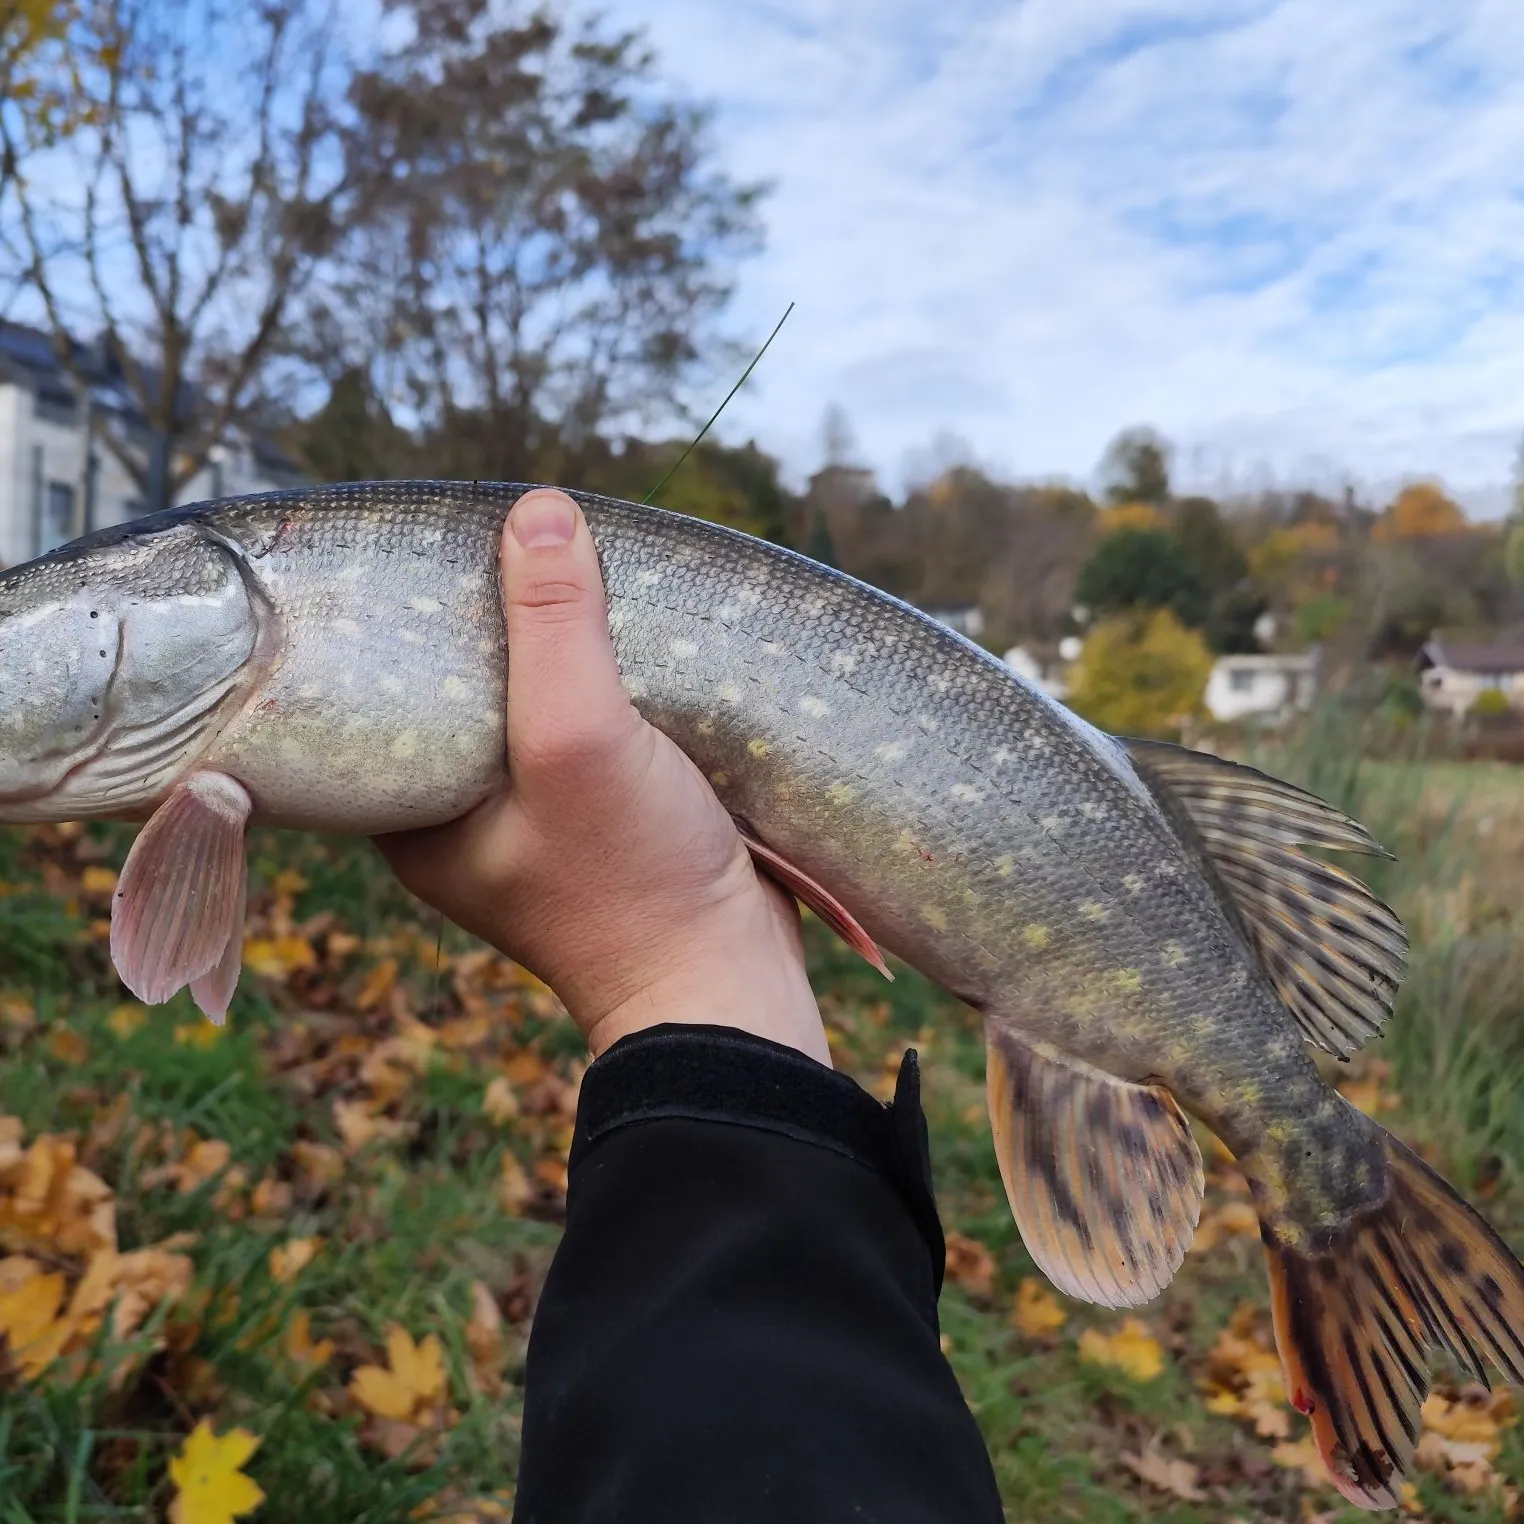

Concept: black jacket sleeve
[[511, 1023, 1004, 1524]]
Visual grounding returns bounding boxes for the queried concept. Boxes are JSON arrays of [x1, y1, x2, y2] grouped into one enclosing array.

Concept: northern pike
[[0, 481, 1519, 1507]]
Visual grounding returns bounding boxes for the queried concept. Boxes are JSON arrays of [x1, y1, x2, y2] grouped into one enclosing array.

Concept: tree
[[289, 368, 407, 484], [1174, 495, 1247, 593], [337, 0, 763, 481], [1067, 609, 1212, 739], [1373, 482, 1467, 540], [1074, 527, 1207, 627], [4, 0, 360, 510], [1098, 427, 1171, 506], [1507, 522, 1524, 588]]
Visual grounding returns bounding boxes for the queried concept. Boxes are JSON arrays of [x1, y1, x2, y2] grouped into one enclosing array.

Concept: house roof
[[1417, 639, 1524, 675]]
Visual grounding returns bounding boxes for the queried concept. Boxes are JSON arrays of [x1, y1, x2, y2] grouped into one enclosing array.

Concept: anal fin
[[111, 771, 252, 1018], [738, 826, 893, 981], [986, 1024, 1203, 1308]]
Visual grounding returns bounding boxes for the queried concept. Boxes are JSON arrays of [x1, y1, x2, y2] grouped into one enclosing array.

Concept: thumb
[[501, 488, 640, 794]]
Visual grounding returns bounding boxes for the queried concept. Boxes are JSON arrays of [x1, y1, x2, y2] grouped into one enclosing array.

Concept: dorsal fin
[[1124, 739, 1408, 1059]]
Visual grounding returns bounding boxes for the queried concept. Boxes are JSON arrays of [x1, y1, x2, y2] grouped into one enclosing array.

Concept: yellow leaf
[[355, 958, 399, 1011], [1122, 1447, 1204, 1501], [350, 1325, 447, 1423], [0, 1270, 68, 1379], [242, 935, 317, 981], [80, 865, 118, 897], [0, 995, 36, 1031], [47, 1026, 89, 1064], [1011, 1277, 1066, 1339], [1271, 1435, 1331, 1489], [271, 869, 308, 899], [168, 1420, 265, 1524], [1078, 1317, 1165, 1382], [269, 1236, 321, 1284], [482, 1077, 519, 1125], [107, 1004, 147, 1038], [283, 1310, 335, 1372], [175, 1020, 226, 1049]]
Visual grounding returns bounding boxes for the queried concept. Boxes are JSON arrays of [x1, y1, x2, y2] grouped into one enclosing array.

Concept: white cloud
[[605, 0, 1524, 512]]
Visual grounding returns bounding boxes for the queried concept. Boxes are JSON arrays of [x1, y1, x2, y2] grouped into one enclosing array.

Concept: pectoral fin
[[985, 1024, 1204, 1308], [1124, 739, 1408, 1058], [111, 771, 252, 1017], [738, 826, 893, 981]]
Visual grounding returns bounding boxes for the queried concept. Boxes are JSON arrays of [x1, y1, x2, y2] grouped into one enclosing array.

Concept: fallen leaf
[[1192, 1198, 1260, 1252], [943, 1231, 995, 1296], [1011, 1277, 1066, 1339], [1271, 1436, 1331, 1490], [168, 1420, 265, 1524], [1078, 1317, 1165, 1382], [1123, 1447, 1205, 1501], [500, 1154, 531, 1216], [46, 1026, 89, 1064], [80, 866, 118, 897], [283, 1309, 335, 1372], [334, 1100, 407, 1154], [0, 995, 35, 1032], [502, 1051, 548, 1088], [290, 1142, 344, 1194], [269, 1236, 321, 1284], [465, 1281, 504, 1397], [0, 1270, 69, 1379], [106, 1004, 147, 1039], [482, 1077, 519, 1125], [174, 1021, 226, 1049], [250, 1175, 293, 1219], [351, 1325, 448, 1424], [243, 935, 318, 982], [355, 958, 399, 1012]]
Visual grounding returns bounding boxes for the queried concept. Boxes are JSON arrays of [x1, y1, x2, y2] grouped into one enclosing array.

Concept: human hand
[[376, 487, 830, 1065]]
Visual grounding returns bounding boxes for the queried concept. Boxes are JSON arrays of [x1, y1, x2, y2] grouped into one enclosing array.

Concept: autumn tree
[[3, 0, 360, 510], [1099, 427, 1171, 506], [1373, 482, 1467, 540], [1074, 527, 1207, 627], [1067, 609, 1212, 739], [335, 0, 763, 482]]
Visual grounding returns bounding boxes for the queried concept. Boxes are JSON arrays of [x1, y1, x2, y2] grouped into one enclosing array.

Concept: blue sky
[[603, 0, 1524, 512]]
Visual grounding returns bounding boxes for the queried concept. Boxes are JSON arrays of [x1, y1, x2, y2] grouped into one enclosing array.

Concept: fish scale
[[1, 479, 1520, 1511]]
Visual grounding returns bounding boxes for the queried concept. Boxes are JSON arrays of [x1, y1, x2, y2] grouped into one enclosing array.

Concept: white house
[[923, 604, 986, 641], [0, 321, 303, 569], [1204, 651, 1321, 724], [1002, 639, 1080, 700], [1415, 638, 1524, 718]]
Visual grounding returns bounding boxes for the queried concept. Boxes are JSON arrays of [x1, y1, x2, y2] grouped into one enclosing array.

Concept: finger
[[501, 488, 640, 792]]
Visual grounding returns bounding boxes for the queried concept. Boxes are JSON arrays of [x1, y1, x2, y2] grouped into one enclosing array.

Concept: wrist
[[582, 959, 830, 1067]]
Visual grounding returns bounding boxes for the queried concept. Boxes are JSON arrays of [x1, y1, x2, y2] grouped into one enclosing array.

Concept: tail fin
[[1261, 1130, 1524, 1511]]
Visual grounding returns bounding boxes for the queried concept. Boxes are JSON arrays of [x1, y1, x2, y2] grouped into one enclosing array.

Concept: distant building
[[1415, 638, 1524, 718], [1003, 642, 1073, 700], [1204, 651, 1320, 724], [0, 320, 303, 569], [923, 604, 986, 641]]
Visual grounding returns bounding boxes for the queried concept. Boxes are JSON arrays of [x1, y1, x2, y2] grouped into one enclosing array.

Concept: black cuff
[[571, 1023, 947, 1293]]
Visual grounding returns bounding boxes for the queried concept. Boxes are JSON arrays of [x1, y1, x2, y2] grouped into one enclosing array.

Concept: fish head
[[0, 521, 272, 821]]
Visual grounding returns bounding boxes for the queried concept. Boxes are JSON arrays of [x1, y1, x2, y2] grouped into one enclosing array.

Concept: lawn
[[1, 735, 1521, 1521]]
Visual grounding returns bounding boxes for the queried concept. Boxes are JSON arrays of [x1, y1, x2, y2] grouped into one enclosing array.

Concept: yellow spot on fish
[[830, 650, 858, 674], [1238, 1081, 1260, 1104], [747, 738, 769, 758], [800, 695, 831, 719], [1109, 968, 1142, 993], [709, 770, 729, 788], [408, 595, 441, 614], [717, 681, 743, 703], [875, 740, 908, 762], [1040, 813, 1065, 833], [990, 746, 1014, 767], [1160, 941, 1186, 968], [696, 718, 715, 736], [1021, 924, 1050, 950], [1266, 1120, 1296, 1144], [399, 629, 424, 645], [391, 730, 418, 760], [828, 781, 854, 804], [622, 676, 649, 701], [330, 617, 361, 635], [1122, 873, 1144, 894], [1079, 801, 1106, 820], [280, 738, 304, 762], [669, 638, 699, 659], [920, 904, 949, 932], [950, 783, 984, 803], [994, 854, 1014, 878], [1078, 901, 1109, 922], [1228, 967, 1248, 989]]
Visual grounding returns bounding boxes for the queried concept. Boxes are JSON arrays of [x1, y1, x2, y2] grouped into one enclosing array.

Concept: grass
[[0, 730, 1521, 1521]]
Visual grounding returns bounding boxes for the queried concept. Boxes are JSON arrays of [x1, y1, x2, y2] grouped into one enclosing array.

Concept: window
[[1228, 668, 1256, 693], [40, 480, 75, 554]]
